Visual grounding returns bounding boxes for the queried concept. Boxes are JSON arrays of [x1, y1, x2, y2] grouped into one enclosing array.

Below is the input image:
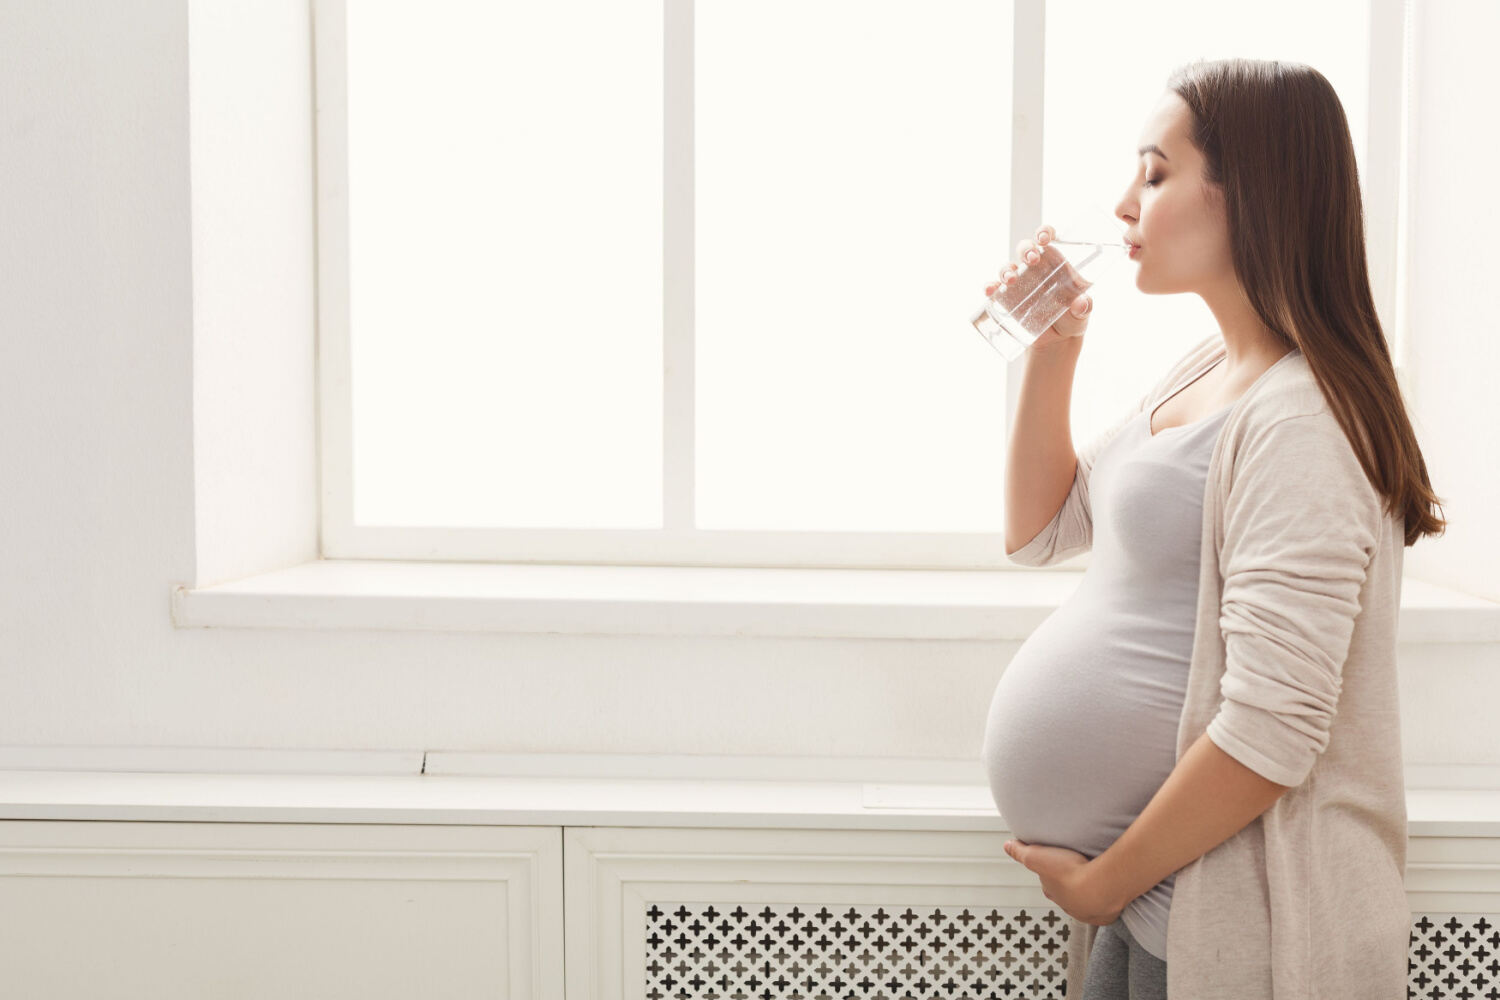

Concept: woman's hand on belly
[[1003, 839, 1128, 927]]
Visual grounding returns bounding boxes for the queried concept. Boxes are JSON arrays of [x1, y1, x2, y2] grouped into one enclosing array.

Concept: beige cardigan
[[1007, 334, 1408, 998]]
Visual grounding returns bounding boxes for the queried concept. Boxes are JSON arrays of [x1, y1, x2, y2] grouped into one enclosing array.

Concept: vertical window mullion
[[664, 0, 695, 532], [1366, 0, 1406, 367], [1391, 0, 1417, 381], [314, 0, 354, 557], [1004, 0, 1047, 440]]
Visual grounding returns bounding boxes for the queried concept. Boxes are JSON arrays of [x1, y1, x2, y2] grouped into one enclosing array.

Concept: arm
[[1087, 731, 1290, 912], [1005, 347, 1149, 567], [1005, 337, 1085, 556]]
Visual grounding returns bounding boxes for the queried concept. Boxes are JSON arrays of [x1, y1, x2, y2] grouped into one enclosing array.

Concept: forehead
[[1137, 93, 1191, 158]]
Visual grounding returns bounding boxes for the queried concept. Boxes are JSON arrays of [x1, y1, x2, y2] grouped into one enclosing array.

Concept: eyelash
[[1143, 177, 1160, 188]]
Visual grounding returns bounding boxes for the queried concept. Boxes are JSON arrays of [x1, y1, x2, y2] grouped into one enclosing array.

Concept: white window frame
[[311, 0, 1411, 573]]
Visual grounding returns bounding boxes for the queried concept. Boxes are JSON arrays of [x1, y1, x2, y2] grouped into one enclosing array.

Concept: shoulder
[[1239, 351, 1328, 423], [1233, 353, 1358, 456], [1223, 359, 1383, 523]]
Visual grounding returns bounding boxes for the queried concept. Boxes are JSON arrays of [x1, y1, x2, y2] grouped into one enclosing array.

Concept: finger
[[1075, 295, 1092, 316], [1014, 238, 1039, 265]]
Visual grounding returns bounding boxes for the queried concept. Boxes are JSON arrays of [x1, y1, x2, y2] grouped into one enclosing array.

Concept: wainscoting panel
[[568, 826, 1500, 999], [0, 821, 564, 1000], [563, 826, 1073, 999], [2, 819, 1494, 998]]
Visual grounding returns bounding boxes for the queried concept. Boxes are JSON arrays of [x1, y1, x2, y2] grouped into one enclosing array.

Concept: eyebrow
[[1138, 143, 1169, 161]]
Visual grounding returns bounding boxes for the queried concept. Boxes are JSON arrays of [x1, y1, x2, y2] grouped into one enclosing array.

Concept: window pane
[[695, 0, 1014, 532], [1044, 0, 1369, 439], [347, 0, 663, 527]]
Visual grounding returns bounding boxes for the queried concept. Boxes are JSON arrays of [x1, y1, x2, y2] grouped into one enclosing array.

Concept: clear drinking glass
[[969, 202, 1131, 361]]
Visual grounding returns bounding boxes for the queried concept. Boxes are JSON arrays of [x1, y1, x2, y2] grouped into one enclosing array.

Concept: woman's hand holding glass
[[982, 225, 1095, 354]]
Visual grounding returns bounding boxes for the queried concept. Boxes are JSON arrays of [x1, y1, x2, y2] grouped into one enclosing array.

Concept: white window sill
[[170, 560, 1500, 642], [1, 769, 1497, 836]]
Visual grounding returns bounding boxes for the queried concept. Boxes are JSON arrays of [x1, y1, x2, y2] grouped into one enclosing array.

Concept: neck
[[1200, 279, 1292, 377]]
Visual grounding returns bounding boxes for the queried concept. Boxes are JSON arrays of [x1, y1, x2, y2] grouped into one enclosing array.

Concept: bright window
[[312, 0, 1404, 571]]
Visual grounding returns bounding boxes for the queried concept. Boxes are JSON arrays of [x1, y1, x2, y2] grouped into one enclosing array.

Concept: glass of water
[[969, 202, 1131, 360]]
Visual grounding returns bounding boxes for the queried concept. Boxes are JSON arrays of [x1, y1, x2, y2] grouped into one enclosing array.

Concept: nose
[[1115, 176, 1138, 226]]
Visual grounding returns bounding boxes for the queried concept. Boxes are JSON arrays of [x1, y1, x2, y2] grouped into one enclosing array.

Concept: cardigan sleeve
[[1004, 397, 1144, 567], [1207, 412, 1384, 788]]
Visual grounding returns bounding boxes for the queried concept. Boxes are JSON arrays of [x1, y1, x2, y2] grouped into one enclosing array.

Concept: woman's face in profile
[[1116, 92, 1235, 298]]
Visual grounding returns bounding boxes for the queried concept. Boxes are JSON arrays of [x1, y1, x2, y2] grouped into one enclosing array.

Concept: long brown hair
[[1166, 58, 1446, 547]]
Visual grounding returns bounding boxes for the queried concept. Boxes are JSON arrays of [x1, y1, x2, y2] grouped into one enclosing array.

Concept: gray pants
[[1079, 919, 1168, 1000]]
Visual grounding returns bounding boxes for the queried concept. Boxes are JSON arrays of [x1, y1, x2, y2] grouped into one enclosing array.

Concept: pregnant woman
[[980, 58, 1446, 1000]]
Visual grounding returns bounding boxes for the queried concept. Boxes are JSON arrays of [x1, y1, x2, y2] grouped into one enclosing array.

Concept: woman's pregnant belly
[[981, 595, 1192, 860]]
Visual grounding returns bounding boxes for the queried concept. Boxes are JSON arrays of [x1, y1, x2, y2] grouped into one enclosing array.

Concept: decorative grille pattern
[[646, 903, 1073, 999], [644, 903, 1485, 998]]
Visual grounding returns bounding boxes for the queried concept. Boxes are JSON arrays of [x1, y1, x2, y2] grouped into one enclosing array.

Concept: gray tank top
[[982, 377, 1233, 962]]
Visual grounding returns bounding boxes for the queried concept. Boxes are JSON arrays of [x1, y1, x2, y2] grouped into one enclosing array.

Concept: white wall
[[1, 0, 1494, 764]]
